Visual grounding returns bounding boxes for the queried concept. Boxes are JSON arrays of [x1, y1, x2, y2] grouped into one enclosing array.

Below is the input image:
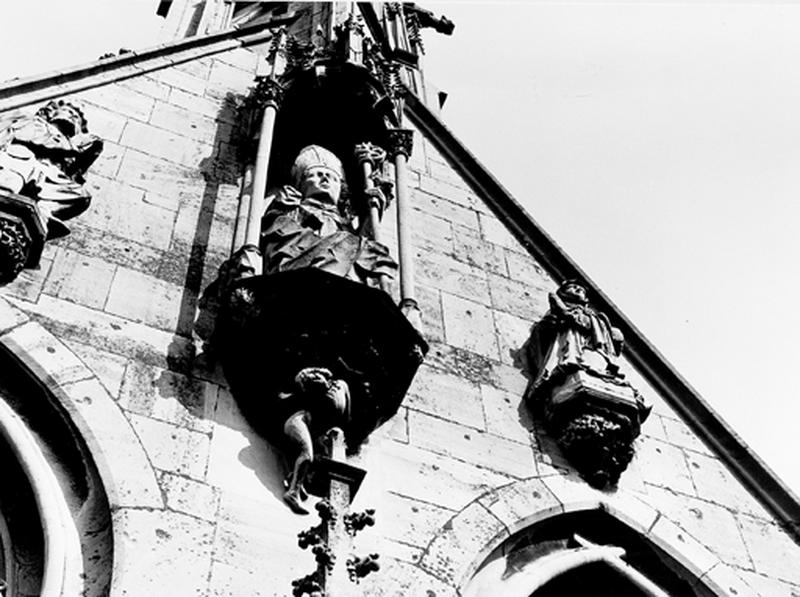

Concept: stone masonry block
[[214, 47, 259, 72], [415, 174, 486, 214], [493, 309, 531, 367], [118, 361, 219, 433], [0, 296, 29, 335], [119, 75, 171, 101], [62, 339, 128, 398], [478, 477, 563, 535], [160, 471, 220, 522], [89, 141, 124, 178], [65, 222, 164, 276], [644, 484, 753, 570], [6, 294, 194, 372], [410, 188, 480, 230], [660, 415, 713, 456], [168, 87, 230, 122], [105, 267, 187, 332], [112, 508, 213, 597], [116, 149, 205, 198], [43, 247, 116, 309], [129, 413, 210, 480], [358, 558, 459, 597], [479, 211, 522, 250], [685, 451, 770, 519], [737, 515, 800, 584], [59, 378, 163, 509], [406, 365, 485, 429], [207, 561, 270, 597], [415, 251, 491, 306], [698, 563, 760, 597], [409, 209, 455, 253], [450, 225, 508, 276], [633, 437, 697, 496], [419, 500, 508, 587], [2, 321, 92, 387], [120, 120, 213, 168], [504, 248, 551, 284], [480, 384, 532, 445], [736, 568, 800, 597], [408, 410, 535, 478], [380, 492, 455, 549], [150, 100, 231, 145], [374, 441, 512, 511], [74, 84, 155, 122], [488, 271, 551, 321], [78, 103, 128, 143], [174, 57, 214, 80], [540, 473, 604, 513], [415, 283, 445, 344], [152, 66, 207, 96], [3, 253, 53, 303], [647, 515, 720, 579], [441, 292, 500, 360]]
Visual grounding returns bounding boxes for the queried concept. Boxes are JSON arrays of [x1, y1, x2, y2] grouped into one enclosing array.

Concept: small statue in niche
[[527, 280, 650, 488], [261, 144, 396, 283], [0, 100, 103, 239], [280, 367, 350, 514]]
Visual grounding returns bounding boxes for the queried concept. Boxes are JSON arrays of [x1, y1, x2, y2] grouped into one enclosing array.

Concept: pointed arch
[[416, 475, 760, 597]]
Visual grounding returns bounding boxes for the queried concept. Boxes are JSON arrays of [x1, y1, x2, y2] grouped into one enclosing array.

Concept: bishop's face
[[561, 282, 588, 303], [299, 166, 342, 204]]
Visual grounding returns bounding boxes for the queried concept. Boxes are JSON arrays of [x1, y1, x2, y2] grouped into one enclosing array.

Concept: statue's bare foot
[[284, 490, 310, 515]]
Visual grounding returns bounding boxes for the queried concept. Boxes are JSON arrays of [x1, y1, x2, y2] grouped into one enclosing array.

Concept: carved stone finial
[[344, 508, 376, 536], [346, 553, 380, 583], [354, 142, 386, 169], [386, 129, 414, 159], [251, 76, 285, 110], [526, 280, 651, 487]]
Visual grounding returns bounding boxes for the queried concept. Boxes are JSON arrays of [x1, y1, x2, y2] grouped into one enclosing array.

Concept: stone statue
[[280, 367, 350, 514], [527, 279, 650, 488], [261, 144, 396, 283], [0, 100, 103, 238], [529, 279, 626, 393]]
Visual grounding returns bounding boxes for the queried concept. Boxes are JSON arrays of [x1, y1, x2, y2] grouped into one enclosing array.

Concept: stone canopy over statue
[[219, 143, 425, 515], [0, 100, 103, 282], [527, 280, 650, 488]]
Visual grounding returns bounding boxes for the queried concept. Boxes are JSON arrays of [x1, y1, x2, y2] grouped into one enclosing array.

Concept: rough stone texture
[[0, 8, 796, 595]]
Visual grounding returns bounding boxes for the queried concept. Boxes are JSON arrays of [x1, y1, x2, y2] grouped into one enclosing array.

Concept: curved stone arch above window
[[416, 475, 760, 597], [0, 297, 165, 595]]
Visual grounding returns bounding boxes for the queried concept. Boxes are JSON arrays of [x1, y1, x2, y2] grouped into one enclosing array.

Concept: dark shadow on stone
[[237, 436, 289, 505], [165, 90, 248, 375]]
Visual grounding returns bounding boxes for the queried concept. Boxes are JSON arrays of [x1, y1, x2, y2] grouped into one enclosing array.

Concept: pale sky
[[2, 1, 799, 496]]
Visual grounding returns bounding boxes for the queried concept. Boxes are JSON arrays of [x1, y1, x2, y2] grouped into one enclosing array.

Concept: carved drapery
[[0, 100, 103, 284]]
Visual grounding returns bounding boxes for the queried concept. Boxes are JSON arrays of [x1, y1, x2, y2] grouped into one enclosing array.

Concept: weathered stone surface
[[409, 209, 455, 253], [150, 100, 230, 145], [647, 515, 720, 579], [633, 437, 696, 495], [492, 309, 530, 367], [477, 477, 562, 535], [450, 225, 508, 276], [63, 339, 128, 397], [0, 295, 29, 334], [43, 247, 116, 309], [118, 361, 219, 432], [480, 383, 532, 445], [207, 561, 270, 597], [737, 568, 800, 597], [441, 292, 499, 360], [59, 378, 163, 508], [379, 408, 409, 443], [737, 515, 800, 584], [152, 66, 208, 96], [73, 84, 156, 122], [646, 485, 754, 569], [116, 149, 205, 198], [120, 120, 213, 167], [478, 211, 522, 250], [160, 471, 220, 521], [375, 441, 511, 511], [685, 451, 771, 519], [112, 508, 214, 597], [2, 321, 92, 386], [408, 410, 535, 478], [406, 366, 485, 430], [411, 188, 480, 230], [129, 413, 210, 480], [539, 472, 604, 513], [65, 222, 165, 274], [381, 492, 455, 549], [419, 500, 508, 587], [358, 558, 458, 597], [488, 271, 551, 321], [698, 563, 760, 597], [105, 267, 187, 332], [504, 248, 550, 283], [2, 253, 53, 302], [416, 250, 491, 306], [415, 283, 445, 343], [119, 75, 172, 101]]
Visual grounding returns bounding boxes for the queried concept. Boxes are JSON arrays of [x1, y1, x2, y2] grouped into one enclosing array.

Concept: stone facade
[[0, 3, 798, 596]]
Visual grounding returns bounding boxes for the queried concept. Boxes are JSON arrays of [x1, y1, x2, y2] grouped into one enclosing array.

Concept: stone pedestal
[[540, 370, 649, 489], [0, 190, 46, 284]]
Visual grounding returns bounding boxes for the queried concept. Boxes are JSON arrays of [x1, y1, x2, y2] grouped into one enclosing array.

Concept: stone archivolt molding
[[0, 297, 163, 596], [413, 475, 760, 597]]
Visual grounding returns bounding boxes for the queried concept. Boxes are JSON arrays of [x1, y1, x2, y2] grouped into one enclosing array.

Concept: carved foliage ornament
[[526, 280, 650, 487]]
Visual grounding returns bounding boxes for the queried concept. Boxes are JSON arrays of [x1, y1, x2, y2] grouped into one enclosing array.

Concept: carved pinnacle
[[386, 129, 414, 159], [354, 142, 387, 169]]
